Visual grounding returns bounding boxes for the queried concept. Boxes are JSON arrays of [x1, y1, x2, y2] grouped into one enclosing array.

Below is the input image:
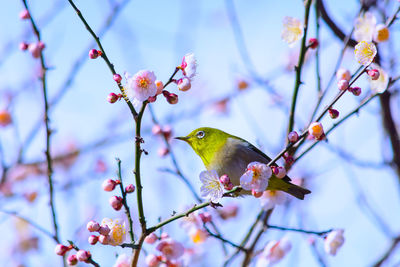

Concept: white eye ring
[[196, 131, 205, 139]]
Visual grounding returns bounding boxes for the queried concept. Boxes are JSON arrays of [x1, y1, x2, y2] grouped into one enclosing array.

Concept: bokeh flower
[[281, 17, 303, 46], [354, 41, 376, 66], [354, 12, 376, 42], [260, 190, 287, 210], [113, 253, 131, 267], [199, 170, 224, 202], [324, 229, 345, 256], [308, 122, 324, 139], [373, 24, 389, 43], [240, 162, 272, 193], [101, 218, 126, 246], [125, 70, 157, 101], [156, 238, 185, 260], [369, 64, 389, 94], [256, 237, 292, 266]]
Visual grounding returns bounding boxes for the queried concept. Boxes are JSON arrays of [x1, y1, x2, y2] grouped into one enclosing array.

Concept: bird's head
[[175, 127, 230, 165]]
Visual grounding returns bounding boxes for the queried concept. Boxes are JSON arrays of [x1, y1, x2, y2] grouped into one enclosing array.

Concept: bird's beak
[[175, 136, 190, 142]]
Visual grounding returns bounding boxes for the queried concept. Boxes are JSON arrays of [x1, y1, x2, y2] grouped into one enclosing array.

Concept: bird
[[175, 127, 311, 200]]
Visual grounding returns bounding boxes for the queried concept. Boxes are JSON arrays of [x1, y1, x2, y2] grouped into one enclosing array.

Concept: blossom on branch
[[324, 229, 345, 256], [354, 12, 376, 42], [125, 70, 157, 101], [100, 218, 126, 246], [199, 170, 224, 202], [281, 17, 303, 46], [369, 64, 389, 94], [240, 162, 272, 193], [256, 237, 292, 266], [354, 41, 377, 66]]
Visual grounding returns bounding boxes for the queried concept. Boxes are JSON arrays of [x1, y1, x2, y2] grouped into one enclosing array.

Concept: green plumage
[[176, 127, 311, 200]]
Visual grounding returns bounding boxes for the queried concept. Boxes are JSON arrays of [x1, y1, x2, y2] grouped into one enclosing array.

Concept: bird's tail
[[267, 176, 311, 200]]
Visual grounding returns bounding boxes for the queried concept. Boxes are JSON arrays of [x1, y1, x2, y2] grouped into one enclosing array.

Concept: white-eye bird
[[176, 127, 311, 199]]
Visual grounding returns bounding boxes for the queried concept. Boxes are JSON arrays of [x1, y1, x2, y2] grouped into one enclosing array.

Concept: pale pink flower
[[189, 228, 208, 244], [145, 254, 160, 267], [156, 238, 185, 260], [125, 70, 157, 101], [113, 253, 131, 267], [199, 170, 224, 202], [240, 162, 272, 193], [181, 53, 197, 79], [256, 237, 292, 266], [354, 12, 376, 42], [101, 218, 126, 246], [336, 68, 351, 82], [281, 17, 303, 46], [260, 190, 287, 210], [324, 229, 345, 256], [354, 41, 377, 66]]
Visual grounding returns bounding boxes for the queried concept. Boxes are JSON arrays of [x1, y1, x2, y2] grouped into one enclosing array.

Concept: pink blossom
[[144, 233, 158, 244], [102, 179, 117, 191], [337, 79, 349, 91], [113, 254, 131, 267], [257, 237, 292, 266], [155, 80, 164, 95], [125, 184, 135, 193], [145, 254, 160, 267], [260, 190, 287, 210], [287, 131, 299, 143], [88, 235, 98, 245], [240, 162, 272, 193], [125, 70, 157, 101], [156, 238, 185, 260], [19, 9, 30, 19], [67, 254, 78, 265], [336, 68, 351, 82], [113, 74, 122, 83], [98, 234, 111, 245], [181, 53, 197, 79], [177, 77, 191, 91]]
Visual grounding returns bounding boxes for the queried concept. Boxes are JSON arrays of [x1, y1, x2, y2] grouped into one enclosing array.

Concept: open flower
[[260, 190, 287, 210], [199, 170, 224, 202], [369, 64, 389, 94], [354, 41, 377, 66], [354, 12, 376, 42], [373, 24, 390, 43], [281, 17, 303, 46], [181, 53, 197, 79], [125, 70, 157, 101], [324, 229, 345, 256], [256, 237, 292, 266], [101, 218, 126, 246], [240, 162, 272, 193], [156, 238, 185, 260], [113, 254, 131, 267]]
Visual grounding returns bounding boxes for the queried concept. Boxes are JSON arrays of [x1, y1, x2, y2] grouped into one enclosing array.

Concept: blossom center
[[137, 77, 150, 89]]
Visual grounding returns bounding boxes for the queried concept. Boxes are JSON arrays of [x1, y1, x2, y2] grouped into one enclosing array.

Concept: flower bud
[[166, 93, 178, 105], [308, 38, 319, 49], [67, 254, 78, 266], [76, 250, 90, 262], [88, 235, 98, 245], [199, 212, 212, 223], [350, 86, 362, 96], [308, 122, 324, 139], [155, 80, 164, 95], [145, 254, 160, 267], [283, 152, 294, 165], [288, 131, 299, 143], [368, 69, 380, 80], [157, 147, 169, 157], [98, 225, 110, 235], [19, 9, 30, 20], [275, 166, 286, 179], [224, 182, 234, 191], [328, 108, 339, 119], [102, 179, 116, 191], [86, 220, 100, 232], [89, 49, 99, 59], [109, 196, 123, 211], [252, 189, 263, 198], [336, 68, 351, 82], [19, 42, 29, 51], [107, 93, 120, 103], [55, 244, 69, 256], [337, 79, 349, 91], [113, 74, 122, 83], [144, 233, 158, 244], [219, 174, 231, 185], [147, 95, 157, 103], [160, 232, 169, 239], [125, 184, 135, 193], [177, 77, 191, 91], [98, 234, 111, 245]]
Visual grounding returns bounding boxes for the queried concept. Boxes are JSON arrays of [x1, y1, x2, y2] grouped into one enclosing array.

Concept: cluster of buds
[[219, 174, 234, 190], [20, 41, 45, 58], [86, 218, 126, 246], [102, 178, 134, 194], [54, 244, 92, 266], [88, 49, 102, 59]]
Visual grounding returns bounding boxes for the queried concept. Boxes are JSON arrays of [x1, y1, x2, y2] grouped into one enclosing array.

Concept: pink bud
[[155, 80, 164, 95], [337, 79, 349, 91], [199, 212, 212, 223], [144, 233, 158, 244], [252, 189, 263, 198], [224, 182, 234, 191], [275, 166, 286, 179], [102, 179, 116, 191], [145, 254, 161, 267], [288, 131, 299, 143], [28, 42, 43, 58], [160, 232, 169, 239], [350, 86, 362, 96], [109, 196, 123, 210], [107, 93, 120, 103], [86, 220, 100, 232], [125, 184, 135, 193], [177, 77, 191, 91], [88, 235, 98, 245], [368, 69, 380, 80], [152, 124, 162, 135], [283, 152, 294, 165], [76, 250, 90, 262], [308, 38, 319, 49], [67, 254, 78, 266], [148, 95, 157, 103], [113, 74, 122, 83], [336, 68, 351, 82], [19, 42, 29, 51], [98, 225, 111, 235], [157, 147, 169, 157], [162, 125, 172, 140], [37, 41, 45, 50], [54, 244, 69, 256], [19, 9, 30, 20], [219, 174, 231, 185], [98, 234, 111, 245], [166, 93, 178, 105], [89, 49, 99, 59], [328, 108, 339, 119]]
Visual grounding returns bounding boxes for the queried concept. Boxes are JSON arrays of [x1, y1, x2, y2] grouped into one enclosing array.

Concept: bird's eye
[[196, 131, 205, 139]]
